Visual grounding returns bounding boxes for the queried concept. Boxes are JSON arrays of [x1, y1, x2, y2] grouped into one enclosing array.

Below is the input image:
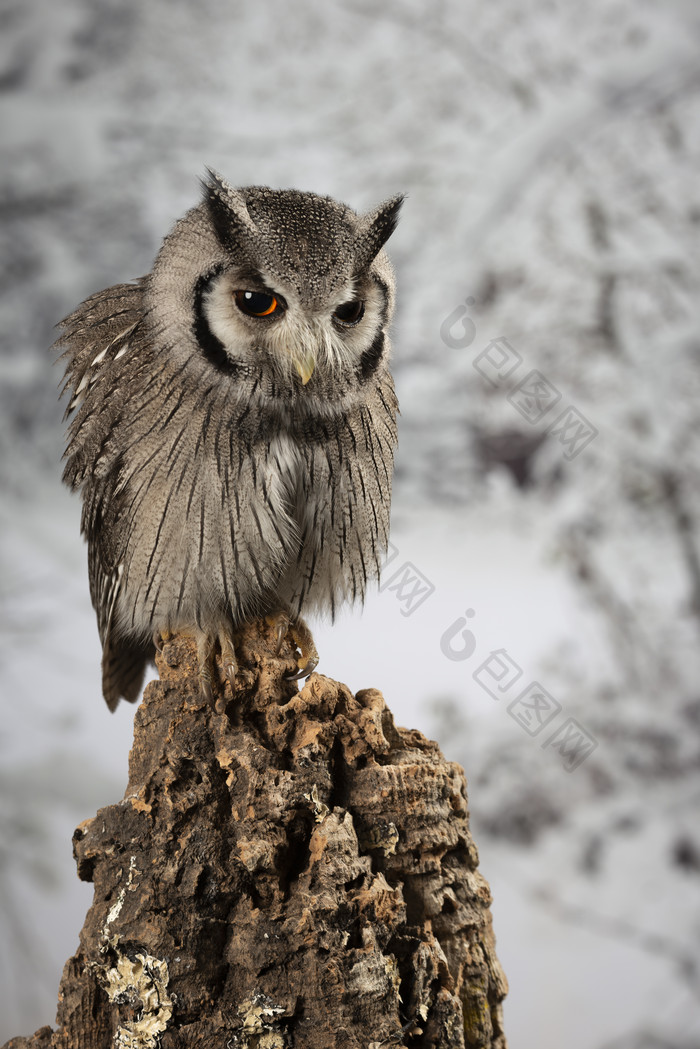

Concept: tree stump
[[3, 621, 508, 1048]]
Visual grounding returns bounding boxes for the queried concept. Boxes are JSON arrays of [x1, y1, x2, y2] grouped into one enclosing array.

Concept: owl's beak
[[293, 351, 315, 386]]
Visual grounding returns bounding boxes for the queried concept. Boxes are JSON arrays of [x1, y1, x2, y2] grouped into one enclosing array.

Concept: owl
[[57, 171, 402, 711]]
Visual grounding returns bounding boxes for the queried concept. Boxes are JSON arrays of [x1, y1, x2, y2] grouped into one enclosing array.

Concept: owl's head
[[146, 171, 403, 401]]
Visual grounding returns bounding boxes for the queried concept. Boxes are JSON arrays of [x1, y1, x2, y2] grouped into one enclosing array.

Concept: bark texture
[[4, 622, 508, 1049]]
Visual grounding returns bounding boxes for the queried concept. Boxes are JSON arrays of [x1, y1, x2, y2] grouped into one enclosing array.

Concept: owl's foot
[[266, 612, 319, 681], [152, 627, 174, 654], [196, 629, 238, 709], [286, 618, 319, 680]]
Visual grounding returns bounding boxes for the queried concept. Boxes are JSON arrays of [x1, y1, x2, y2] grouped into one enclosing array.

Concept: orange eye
[[234, 290, 282, 317]]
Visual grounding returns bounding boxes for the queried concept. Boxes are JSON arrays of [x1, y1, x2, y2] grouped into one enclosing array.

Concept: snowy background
[[1, 0, 700, 1044]]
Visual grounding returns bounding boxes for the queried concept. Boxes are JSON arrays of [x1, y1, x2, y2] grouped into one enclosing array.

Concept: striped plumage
[[57, 173, 402, 710]]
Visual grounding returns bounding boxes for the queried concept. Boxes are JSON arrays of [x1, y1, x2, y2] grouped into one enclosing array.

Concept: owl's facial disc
[[202, 270, 383, 387]]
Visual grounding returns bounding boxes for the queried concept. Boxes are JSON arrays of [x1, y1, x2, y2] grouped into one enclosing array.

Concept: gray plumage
[[57, 172, 402, 710]]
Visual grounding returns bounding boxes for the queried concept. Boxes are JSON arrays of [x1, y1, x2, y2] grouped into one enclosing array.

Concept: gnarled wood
[[3, 621, 508, 1048]]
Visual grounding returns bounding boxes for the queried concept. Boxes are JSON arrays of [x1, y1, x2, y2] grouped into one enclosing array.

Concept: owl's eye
[[234, 290, 283, 318], [333, 299, 365, 326]]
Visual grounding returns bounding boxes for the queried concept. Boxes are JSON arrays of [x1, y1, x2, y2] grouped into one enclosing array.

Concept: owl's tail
[[101, 639, 148, 712]]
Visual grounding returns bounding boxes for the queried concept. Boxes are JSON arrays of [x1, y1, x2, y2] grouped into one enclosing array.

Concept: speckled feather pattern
[[57, 175, 402, 709]]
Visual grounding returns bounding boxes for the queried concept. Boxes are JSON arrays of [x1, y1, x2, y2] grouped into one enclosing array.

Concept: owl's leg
[[266, 612, 319, 680], [196, 628, 238, 708]]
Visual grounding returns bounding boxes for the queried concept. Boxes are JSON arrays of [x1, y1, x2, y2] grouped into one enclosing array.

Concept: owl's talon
[[153, 628, 173, 654], [285, 656, 318, 682], [265, 612, 291, 656], [283, 616, 319, 682], [196, 634, 217, 708], [266, 611, 318, 679], [218, 630, 238, 690], [200, 674, 214, 708], [275, 618, 290, 655]]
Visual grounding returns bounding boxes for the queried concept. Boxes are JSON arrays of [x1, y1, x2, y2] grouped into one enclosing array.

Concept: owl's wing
[[57, 281, 149, 708], [81, 458, 147, 709], [57, 280, 145, 480]]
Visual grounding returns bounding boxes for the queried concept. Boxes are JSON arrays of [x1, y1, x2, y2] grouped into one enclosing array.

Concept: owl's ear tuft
[[201, 169, 259, 256], [354, 194, 404, 272]]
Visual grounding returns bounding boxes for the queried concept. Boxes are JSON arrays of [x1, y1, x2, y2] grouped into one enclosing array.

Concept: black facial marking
[[193, 270, 240, 376], [359, 330, 385, 381]]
